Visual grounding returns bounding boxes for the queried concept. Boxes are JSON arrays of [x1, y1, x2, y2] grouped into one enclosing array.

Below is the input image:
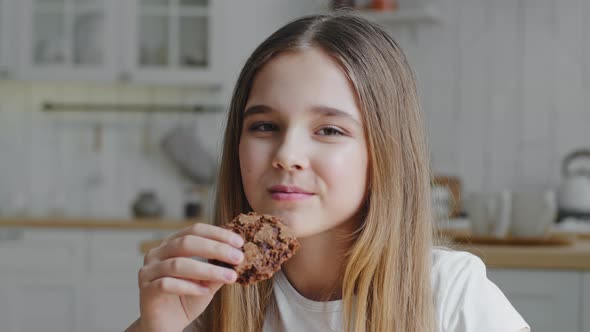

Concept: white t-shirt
[[262, 248, 530, 332]]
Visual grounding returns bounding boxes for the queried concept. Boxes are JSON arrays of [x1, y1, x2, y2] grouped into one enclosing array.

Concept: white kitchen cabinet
[[11, 278, 84, 332], [13, 0, 223, 85], [0, 227, 173, 332], [17, 0, 120, 81], [84, 230, 165, 331], [0, 0, 14, 79], [85, 280, 140, 332], [122, 0, 224, 85], [583, 272, 590, 332], [0, 287, 15, 332], [488, 268, 583, 332], [0, 228, 86, 332]]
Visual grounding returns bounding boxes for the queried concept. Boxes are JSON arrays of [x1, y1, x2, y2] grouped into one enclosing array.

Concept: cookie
[[222, 212, 300, 285]]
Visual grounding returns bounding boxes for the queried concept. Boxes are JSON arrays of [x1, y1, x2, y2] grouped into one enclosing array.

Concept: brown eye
[[249, 122, 278, 132], [317, 126, 344, 136]]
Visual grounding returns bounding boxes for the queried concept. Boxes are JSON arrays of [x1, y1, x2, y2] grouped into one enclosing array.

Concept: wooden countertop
[[137, 229, 590, 270], [0, 217, 198, 230], [438, 229, 590, 270], [449, 238, 590, 270], [7, 217, 589, 270]]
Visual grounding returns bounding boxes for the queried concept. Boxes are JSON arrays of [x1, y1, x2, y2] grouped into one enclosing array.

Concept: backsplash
[[0, 81, 226, 219]]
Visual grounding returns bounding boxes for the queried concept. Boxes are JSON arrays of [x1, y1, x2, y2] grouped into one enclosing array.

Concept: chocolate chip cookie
[[222, 212, 300, 285]]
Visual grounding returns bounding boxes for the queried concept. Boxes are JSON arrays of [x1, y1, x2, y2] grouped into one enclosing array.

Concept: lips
[[268, 185, 314, 201]]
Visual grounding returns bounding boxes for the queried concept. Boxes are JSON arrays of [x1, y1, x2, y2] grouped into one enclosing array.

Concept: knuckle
[[156, 278, 170, 291], [144, 248, 157, 264], [169, 258, 183, 273], [191, 223, 205, 234], [137, 266, 147, 281], [176, 236, 191, 250]]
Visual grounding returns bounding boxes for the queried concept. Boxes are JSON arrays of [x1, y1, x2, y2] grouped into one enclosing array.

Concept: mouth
[[268, 185, 315, 201]]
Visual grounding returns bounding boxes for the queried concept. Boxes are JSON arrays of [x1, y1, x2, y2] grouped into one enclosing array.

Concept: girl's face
[[239, 48, 369, 238]]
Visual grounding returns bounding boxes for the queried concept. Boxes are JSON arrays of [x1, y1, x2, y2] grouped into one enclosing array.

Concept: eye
[[249, 122, 278, 132], [317, 126, 344, 136]]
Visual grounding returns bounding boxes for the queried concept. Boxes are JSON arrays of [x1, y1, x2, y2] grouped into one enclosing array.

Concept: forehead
[[246, 48, 361, 121]]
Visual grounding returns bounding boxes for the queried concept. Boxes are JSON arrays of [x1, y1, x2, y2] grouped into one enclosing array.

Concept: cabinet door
[[0, 0, 13, 78], [0, 287, 16, 332], [17, 0, 118, 81], [124, 0, 222, 85], [583, 272, 590, 332], [12, 279, 83, 332], [84, 230, 171, 331], [0, 228, 86, 332], [84, 279, 140, 332], [488, 268, 582, 332]]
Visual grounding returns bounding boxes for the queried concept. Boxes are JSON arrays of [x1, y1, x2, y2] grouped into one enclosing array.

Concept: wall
[[389, 0, 590, 194]]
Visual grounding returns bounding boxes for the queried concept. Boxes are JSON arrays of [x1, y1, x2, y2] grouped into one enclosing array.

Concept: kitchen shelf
[[42, 101, 225, 113], [358, 6, 440, 24], [0, 217, 197, 230]]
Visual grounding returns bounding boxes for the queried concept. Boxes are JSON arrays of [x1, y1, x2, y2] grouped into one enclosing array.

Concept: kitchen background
[[2, 0, 590, 219], [1, 0, 589, 331]]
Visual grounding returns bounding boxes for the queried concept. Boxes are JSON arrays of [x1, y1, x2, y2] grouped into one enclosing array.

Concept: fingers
[[143, 277, 211, 297], [146, 235, 244, 265], [139, 257, 238, 285], [164, 223, 244, 248], [138, 223, 244, 298]]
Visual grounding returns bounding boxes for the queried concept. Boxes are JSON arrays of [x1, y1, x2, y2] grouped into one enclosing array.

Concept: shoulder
[[431, 247, 530, 332], [431, 247, 485, 279]]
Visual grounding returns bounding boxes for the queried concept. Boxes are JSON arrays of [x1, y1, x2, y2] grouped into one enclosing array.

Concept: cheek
[[318, 145, 368, 196], [239, 139, 269, 187]]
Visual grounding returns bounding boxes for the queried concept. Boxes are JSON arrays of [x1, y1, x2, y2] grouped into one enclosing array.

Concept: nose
[[272, 133, 309, 171]]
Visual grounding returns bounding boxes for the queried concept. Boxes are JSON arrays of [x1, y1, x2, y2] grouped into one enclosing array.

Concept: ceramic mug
[[463, 191, 512, 238], [510, 190, 557, 238]]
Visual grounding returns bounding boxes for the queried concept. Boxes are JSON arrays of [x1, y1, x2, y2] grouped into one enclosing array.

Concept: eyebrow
[[243, 104, 361, 126]]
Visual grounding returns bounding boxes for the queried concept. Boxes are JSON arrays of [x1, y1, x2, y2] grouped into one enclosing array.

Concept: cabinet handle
[[0, 229, 24, 242]]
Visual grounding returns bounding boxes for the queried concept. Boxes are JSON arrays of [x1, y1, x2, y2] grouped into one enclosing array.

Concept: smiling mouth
[[268, 185, 314, 201]]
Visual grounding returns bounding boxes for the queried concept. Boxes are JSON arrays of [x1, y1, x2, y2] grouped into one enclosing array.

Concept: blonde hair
[[202, 11, 436, 332]]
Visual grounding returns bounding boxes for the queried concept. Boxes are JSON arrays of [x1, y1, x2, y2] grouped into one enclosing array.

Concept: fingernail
[[231, 235, 244, 247], [230, 249, 244, 263], [224, 270, 236, 282]]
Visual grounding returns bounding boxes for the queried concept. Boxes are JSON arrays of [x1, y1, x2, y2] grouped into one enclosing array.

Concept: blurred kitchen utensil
[[558, 149, 590, 217], [463, 191, 511, 238], [183, 185, 206, 218], [432, 176, 462, 219], [161, 124, 217, 185], [132, 190, 164, 218], [510, 190, 556, 238]]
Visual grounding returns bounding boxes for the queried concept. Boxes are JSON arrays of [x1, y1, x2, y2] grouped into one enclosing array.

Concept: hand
[[130, 223, 244, 332]]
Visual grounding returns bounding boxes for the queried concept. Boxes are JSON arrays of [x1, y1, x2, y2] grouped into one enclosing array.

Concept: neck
[[282, 225, 356, 301]]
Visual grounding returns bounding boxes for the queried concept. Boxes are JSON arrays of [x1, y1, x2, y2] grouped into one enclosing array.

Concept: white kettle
[[558, 149, 590, 213]]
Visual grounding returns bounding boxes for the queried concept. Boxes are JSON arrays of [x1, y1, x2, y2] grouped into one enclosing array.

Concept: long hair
[[202, 10, 436, 332]]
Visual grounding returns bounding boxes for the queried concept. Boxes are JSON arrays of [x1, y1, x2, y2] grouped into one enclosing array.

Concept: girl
[[126, 12, 530, 332]]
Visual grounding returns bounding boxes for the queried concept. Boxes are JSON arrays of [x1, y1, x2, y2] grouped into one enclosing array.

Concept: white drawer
[[0, 228, 86, 276]]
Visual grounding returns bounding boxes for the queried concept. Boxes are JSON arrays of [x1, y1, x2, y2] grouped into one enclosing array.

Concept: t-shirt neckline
[[274, 269, 343, 313]]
